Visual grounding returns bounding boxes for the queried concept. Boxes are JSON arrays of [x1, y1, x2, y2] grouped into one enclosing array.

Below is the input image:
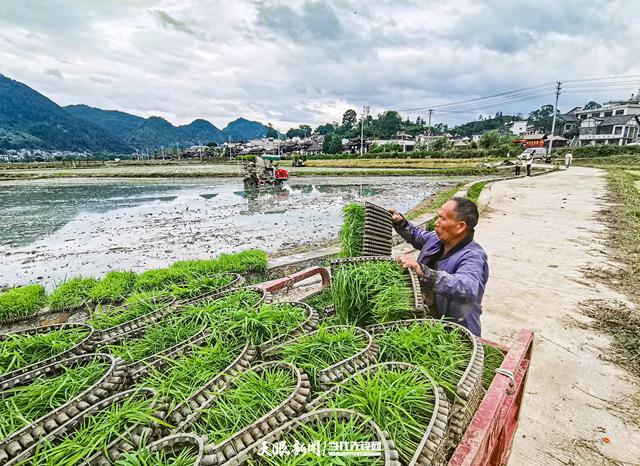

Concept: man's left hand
[[396, 254, 423, 276]]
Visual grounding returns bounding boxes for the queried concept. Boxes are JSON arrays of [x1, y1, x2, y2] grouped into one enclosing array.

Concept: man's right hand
[[389, 208, 403, 224]]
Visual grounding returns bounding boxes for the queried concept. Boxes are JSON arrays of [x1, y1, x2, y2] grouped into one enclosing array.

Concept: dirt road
[[475, 167, 640, 465]]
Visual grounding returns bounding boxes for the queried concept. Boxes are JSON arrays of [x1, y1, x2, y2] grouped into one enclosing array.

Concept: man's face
[[435, 200, 467, 242]]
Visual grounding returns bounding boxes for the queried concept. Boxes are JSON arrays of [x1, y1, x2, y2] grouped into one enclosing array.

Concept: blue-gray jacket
[[394, 219, 489, 336]]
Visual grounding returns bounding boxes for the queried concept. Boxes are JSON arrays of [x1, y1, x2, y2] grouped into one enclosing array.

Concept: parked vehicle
[[518, 147, 551, 163]]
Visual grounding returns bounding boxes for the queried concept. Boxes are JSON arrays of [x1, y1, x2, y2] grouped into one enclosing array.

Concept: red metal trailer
[[259, 266, 534, 465]]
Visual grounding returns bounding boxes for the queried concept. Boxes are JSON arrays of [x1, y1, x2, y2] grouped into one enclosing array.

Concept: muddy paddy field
[[0, 175, 470, 289]]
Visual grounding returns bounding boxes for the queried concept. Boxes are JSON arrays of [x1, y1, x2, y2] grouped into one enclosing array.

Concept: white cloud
[[1, 0, 639, 130]]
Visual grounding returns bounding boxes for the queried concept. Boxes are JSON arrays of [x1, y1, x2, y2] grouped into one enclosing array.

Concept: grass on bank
[[0, 285, 46, 322], [580, 168, 640, 377]]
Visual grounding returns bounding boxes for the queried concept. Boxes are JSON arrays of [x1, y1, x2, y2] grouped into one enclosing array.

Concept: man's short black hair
[[451, 197, 479, 231]]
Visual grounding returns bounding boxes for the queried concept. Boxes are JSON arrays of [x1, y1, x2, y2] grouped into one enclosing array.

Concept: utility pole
[[426, 109, 433, 151], [360, 105, 370, 157], [548, 81, 562, 155]]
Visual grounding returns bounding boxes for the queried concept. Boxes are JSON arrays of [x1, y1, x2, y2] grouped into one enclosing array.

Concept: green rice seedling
[[0, 359, 108, 439], [48, 278, 99, 312], [0, 328, 89, 376], [183, 289, 263, 325], [339, 203, 365, 257], [90, 271, 138, 304], [482, 344, 505, 390], [376, 321, 473, 397], [106, 317, 201, 364], [302, 288, 333, 317], [191, 366, 296, 445], [332, 261, 414, 326], [172, 249, 268, 276], [88, 291, 173, 331], [276, 327, 367, 390], [139, 334, 244, 408], [167, 273, 235, 301], [196, 303, 307, 346], [135, 268, 194, 293], [0, 285, 46, 322], [114, 446, 197, 466], [247, 413, 383, 466], [17, 394, 161, 466], [320, 367, 435, 464]]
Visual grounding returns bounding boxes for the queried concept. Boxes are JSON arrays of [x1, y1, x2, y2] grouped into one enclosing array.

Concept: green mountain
[[65, 105, 226, 148], [223, 118, 268, 141], [0, 75, 132, 152]]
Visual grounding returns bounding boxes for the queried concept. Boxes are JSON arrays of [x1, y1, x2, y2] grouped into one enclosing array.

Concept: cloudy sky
[[1, 0, 639, 130]]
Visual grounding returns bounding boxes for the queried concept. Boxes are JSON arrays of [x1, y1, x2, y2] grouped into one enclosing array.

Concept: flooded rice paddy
[[0, 176, 462, 288]]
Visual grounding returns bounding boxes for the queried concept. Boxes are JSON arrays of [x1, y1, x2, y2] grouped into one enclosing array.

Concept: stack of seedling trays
[[367, 319, 485, 450], [222, 408, 402, 466], [0, 323, 94, 381], [2, 387, 169, 465], [170, 361, 312, 465], [261, 325, 377, 391], [0, 353, 127, 464], [362, 202, 394, 257]]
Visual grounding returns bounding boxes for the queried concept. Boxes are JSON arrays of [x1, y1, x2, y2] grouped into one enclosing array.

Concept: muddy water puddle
[[0, 176, 461, 288]]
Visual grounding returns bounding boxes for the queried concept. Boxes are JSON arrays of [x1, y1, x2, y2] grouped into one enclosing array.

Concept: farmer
[[565, 151, 573, 169], [390, 197, 489, 336], [525, 152, 533, 176]]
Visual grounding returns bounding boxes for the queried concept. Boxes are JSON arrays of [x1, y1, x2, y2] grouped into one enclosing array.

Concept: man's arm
[[391, 214, 433, 251], [419, 253, 488, 304]]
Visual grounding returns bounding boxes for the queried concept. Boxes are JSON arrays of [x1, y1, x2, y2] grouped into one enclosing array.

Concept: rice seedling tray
[[165, 341, 258, 428], [261, 325, 377, 391], [253, 302, 319, 354], [220, 408, 401, 466], [330, 257, 425, 322], [300, 287, 335, 322], [308, 362, 450, 466], [174, 362, 312, 464], [362, 202, 393, 257], [90, 432, 205, 466], [0, 286, 47, 326], [367, 319, 484, 445], [3, 387, 169, 466], [0, 353, 127, 463], [0, 323, 94, 382], [93, 316, 207, 368], [88, 294, 178, 345], [172, 273, 246, 305]]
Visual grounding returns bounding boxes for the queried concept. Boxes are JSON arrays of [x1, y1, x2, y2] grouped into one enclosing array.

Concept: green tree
[[375, 111, 402, 138], [583, 101, 601, 110], [431, 136, 450, 151], [322, 134, 343, 154], [342, 109, 357, 129], [528, 105, 557, 133], [315, 123, 336, 135], [266, 123, 279, 139]]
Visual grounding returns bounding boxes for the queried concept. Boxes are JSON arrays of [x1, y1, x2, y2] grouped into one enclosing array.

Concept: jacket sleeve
[[420, 252, 488, 304], [393, 217, 434, 250]]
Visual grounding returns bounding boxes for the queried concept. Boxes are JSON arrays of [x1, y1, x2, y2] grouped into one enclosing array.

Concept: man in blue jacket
[[390, 197, 489, 336]]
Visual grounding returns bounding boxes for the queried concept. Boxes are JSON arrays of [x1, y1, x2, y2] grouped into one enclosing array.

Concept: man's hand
[[389, 208, 403, 224], [396, 254, 423, 276]]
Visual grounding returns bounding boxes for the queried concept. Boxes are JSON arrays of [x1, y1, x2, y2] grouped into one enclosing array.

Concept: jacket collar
[[440, 230, 475, 261]]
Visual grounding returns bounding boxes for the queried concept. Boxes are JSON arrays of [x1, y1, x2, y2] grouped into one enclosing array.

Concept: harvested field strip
[[332, 261, 414, 326], [16, 395, 160, 466], [106, 317, 201, 363], [247, 413, 383, 465], [320, 367, 434, 463], [376, 321, 472, 398], [482, 344, 505, 390], [48, 278, 98, 312], [277, 327, 367, 390], [140, 335, 244, 407], [0, 359, 108, 439], [191, 366, 296, 445], [0, 328, 89, 376], [88, 291, 172, 330], [0, 285, 46, 322]]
